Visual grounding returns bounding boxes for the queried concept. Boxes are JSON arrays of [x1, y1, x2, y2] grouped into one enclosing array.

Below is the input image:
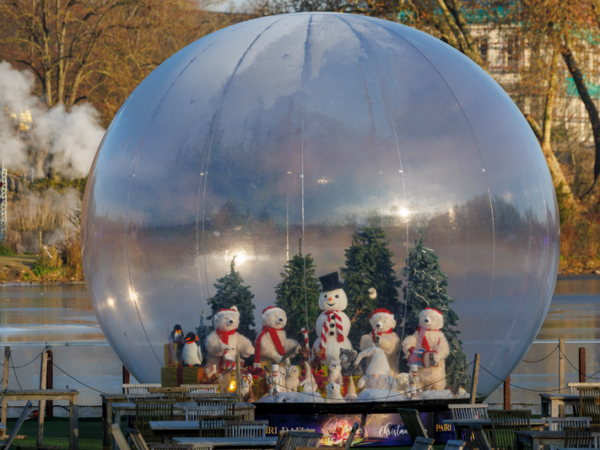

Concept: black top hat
[[319, 272, 344, 292]]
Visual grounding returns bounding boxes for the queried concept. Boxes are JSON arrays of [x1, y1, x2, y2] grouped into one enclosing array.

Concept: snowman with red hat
[[312, 272, 353, 366], [401, 307, 450, 391], [359, 308, 401, 375], [254, 306, 301, 369]]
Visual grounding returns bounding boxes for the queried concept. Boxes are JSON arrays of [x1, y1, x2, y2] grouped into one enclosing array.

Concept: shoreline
[[1, 275, 599, 286], [0, 281, 86, 286]]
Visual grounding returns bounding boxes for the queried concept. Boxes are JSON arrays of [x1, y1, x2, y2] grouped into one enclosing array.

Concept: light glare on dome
[[81, 13, 559, 397]]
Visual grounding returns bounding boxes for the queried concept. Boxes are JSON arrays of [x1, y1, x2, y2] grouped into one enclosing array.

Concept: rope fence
[[0, 340, 599, 406]]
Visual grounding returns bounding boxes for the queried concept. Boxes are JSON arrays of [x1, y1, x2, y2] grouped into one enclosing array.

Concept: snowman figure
[[312, 272, 353, 366]]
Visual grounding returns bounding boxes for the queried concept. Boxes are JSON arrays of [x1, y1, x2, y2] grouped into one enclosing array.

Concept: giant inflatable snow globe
[[82, 13, 560, 405]]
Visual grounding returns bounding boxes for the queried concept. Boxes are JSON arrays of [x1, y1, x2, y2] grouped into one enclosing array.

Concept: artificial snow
[[256, 392, 326, 403], [420, 389, 454, 400], [356, 389, 407, 402]]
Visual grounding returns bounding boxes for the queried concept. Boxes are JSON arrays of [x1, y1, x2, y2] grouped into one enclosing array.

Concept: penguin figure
[[170, 325, 185, 364], [171, 325, 184, 343], [182, 332, 203, 367]]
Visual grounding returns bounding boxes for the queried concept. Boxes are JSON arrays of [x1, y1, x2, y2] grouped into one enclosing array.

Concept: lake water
[[0, 277, 598, 414]]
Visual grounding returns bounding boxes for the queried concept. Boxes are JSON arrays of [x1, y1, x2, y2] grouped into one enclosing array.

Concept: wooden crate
[[161, 366, 205, 387]]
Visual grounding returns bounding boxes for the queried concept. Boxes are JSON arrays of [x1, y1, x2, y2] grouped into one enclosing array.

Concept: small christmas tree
[[207, 257, 256, 342], [275, 239, 321, 341], [401, 229, 470, 389], [341, 223, 403, 350]]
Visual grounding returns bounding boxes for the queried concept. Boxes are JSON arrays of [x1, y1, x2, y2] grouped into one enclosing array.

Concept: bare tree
[[0, 0, 238, 175]]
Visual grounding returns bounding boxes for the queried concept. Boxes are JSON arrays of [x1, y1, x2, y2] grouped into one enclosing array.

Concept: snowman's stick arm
[[350, 306, 366, 323]]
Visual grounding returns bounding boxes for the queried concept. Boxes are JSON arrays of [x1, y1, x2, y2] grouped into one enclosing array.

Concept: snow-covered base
[[256, 392, 326, 403], [256, 388, 465, 403], [357, 389, 407, 402], [421, 389, 455, 400]]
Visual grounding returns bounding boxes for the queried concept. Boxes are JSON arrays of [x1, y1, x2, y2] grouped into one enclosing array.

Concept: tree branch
[[436, 0, 469, 54], [524, 114, 543, 142], [445, 0, 485, 69], [350, 306, 366, 323], [560, 36, 600, 196]]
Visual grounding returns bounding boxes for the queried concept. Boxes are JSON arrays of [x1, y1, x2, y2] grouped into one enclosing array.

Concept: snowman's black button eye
[[335, 295, 339, 298]]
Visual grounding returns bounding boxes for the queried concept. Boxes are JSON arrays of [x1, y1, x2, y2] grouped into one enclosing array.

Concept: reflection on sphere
[[82, 12, 559, 398]]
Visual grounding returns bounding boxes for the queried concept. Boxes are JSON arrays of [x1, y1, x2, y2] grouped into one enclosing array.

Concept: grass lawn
[[0, 255, 36, 268], [7, 418, 103, 450]]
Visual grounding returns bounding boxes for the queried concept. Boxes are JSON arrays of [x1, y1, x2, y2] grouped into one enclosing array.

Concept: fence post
[[235, 355, 242, 398], [37, 349, 48, 446], [2, 347, 10, 426], [122, 366, 130, 385], [46, 350, 53, 419], [504, 376, 511, 410], [579, 347, 586, 383], [559, 339, 565, 417], [470, 353, 480, 404]]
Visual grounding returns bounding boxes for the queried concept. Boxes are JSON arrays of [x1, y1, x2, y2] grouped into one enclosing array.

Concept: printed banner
[[256, 411, 455, 447]]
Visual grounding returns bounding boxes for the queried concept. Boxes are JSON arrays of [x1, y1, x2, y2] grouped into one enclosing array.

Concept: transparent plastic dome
[[82, 12, 560, 397]]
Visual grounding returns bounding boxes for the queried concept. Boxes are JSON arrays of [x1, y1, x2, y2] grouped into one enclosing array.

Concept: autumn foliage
[[0, 0, 249, 126], [2, 0, 600, 275]]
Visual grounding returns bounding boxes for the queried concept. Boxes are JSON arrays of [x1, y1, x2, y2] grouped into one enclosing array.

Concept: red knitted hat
[[369, 308, 393, 319], [424, 307, 443, 316], [262, 306, 283, 317], [217, 306, 239, 314]]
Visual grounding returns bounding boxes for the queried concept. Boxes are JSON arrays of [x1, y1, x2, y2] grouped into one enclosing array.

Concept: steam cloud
[[0, 61, 105, 178]]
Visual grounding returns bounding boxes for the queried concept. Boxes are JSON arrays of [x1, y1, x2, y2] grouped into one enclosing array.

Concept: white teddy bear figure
[[254, 306, 300, 368], [328, 360, 343, 386], [312, 272, 353, 366], [325, 383, 345, 403], [360, 308, 401, 375], [401, 307, 450, 391], [285, 366, 300, 393], [205, 306, 255, 370], [394, 372, 410, 395]]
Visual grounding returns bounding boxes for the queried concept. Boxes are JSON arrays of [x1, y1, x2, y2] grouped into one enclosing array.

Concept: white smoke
[[0, 61, 105, 178]]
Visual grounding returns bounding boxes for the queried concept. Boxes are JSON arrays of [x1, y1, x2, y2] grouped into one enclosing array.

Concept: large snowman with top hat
[[312, 272, 353, 365]]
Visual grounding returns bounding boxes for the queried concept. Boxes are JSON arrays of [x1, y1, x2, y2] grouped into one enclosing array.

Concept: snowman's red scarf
[[255, 326, 286, 364], [318, 311, 344, 359], [371, 329, 394, 342], [216, 328, 236, 345]]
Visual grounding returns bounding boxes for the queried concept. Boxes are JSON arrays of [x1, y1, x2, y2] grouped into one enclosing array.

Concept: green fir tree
[[275, 239, 321, 342], [401, 228, 470, 389], [341, 223, 403, 350], [207, 257, 256, 342]]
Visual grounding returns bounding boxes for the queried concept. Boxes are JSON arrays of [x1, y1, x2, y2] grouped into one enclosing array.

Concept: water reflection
[[0, 284, 125, 413], [0, 276, 598, 409], [0, 285, 104, 342], [538, 276, 600, 340]]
